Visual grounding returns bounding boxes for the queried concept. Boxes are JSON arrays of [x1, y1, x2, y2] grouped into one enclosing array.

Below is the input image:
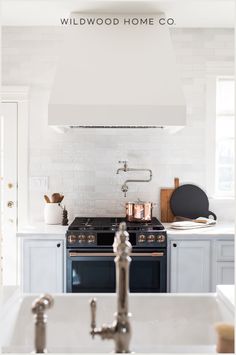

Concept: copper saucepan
[[125, 200, 155, 222]]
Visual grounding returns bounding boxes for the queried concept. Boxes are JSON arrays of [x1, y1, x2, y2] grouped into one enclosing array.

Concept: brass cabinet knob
[[7, 201, 14, 208]]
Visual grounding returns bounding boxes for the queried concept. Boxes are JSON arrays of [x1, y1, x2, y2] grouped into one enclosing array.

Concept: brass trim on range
[[69, 252, 164, 257]]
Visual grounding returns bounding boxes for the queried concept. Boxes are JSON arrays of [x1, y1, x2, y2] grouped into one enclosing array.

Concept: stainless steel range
[[66, 217, 167, 293]]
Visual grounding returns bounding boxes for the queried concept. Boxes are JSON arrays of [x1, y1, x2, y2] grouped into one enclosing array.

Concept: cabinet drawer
[[216, 262, 234, 286], [216, 241, 234, 261]]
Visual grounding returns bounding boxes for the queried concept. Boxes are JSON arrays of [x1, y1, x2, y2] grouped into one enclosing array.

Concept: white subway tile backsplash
[[2, 27, 234, 222]]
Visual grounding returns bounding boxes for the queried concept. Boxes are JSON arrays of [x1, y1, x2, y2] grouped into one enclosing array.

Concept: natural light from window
[[215, 77, 234, 197]]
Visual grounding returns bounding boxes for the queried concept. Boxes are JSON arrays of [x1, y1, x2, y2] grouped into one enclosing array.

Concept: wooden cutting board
[[160, 178, 180, 222]]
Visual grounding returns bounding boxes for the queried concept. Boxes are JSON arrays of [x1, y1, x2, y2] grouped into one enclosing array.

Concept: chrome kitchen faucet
[[90, 222, 132, 353]]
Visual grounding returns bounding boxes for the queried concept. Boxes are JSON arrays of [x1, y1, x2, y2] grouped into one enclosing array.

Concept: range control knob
[[78, 234, 86, 244], [157, 235, 166, 243], [87, 235, 96, 244], [147, 234, 155, 243], [68, 235, 77, 244], [138, 234, 146, 243]]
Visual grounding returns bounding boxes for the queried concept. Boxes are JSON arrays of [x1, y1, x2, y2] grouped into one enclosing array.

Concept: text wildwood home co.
[[60, 17, 175, 26]]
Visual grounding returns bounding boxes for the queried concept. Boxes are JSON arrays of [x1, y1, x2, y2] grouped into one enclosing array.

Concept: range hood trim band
[[49, 104, 186, 127]]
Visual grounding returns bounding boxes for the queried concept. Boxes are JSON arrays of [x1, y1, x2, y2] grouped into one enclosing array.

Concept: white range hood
[[48, 14, 186, 129]]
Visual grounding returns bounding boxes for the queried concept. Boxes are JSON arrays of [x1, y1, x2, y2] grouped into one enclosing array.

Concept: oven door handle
[[69, 252, 164, 257]]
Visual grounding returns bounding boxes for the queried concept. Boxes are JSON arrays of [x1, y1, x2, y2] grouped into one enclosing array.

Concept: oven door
[[130, 252, 167, 293], [67, 252, 115, 293], [66, 251, 166, 293]]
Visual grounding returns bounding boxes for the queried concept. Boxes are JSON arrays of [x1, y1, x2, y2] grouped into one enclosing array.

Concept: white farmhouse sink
[[1, 292, 234, 353]]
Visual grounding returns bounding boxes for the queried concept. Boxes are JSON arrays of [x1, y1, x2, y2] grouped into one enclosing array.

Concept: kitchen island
[[1, 285, 234, 354]]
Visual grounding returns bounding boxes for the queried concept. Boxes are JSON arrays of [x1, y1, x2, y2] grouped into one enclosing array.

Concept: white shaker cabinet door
[[216, 262, 234, 286], [22, 239, 64, 293], [170, 240, 211, 293], [211, 240, 234, 291]]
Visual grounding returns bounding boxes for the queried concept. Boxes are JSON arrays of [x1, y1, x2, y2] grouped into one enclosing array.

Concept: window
[[215, 77, 234, 197]]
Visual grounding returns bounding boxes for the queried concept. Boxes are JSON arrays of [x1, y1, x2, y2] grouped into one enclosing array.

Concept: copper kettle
[[125, 200, 154, 222]]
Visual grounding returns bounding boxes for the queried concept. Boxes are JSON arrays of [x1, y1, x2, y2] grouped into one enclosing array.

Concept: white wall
[[2, 27, 234, 222]]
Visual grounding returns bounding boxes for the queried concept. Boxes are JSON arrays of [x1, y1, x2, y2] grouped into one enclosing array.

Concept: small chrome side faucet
[[90, 222, 132, 353], [31, 294, 54, 353]]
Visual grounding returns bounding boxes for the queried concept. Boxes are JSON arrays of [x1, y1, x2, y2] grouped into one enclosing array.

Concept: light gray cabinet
[[212, 240, 234, 290], [22, 238, 64, 293], [169, 237, 234, 293], [215, 262, 234, 285], [170, 240, 211, 293]]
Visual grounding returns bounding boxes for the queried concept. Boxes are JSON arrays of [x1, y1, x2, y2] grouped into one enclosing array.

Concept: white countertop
[[1, 285, 234, 310], [17, 223, 68, 237], [17, 221, 234, 238], [164, 222, 234, 238], [0, 286, 20, 305], [216, 285, 235, 313]]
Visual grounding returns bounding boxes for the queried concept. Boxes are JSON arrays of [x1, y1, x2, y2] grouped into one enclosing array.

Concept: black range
[[66, 217, 167, 293]]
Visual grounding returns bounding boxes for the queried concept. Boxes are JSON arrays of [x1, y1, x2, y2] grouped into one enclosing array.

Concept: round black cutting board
[[170, 184, 217, 220]]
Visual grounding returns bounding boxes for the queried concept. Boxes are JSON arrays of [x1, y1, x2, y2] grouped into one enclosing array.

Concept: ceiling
[[2, 0, 235, 27]]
